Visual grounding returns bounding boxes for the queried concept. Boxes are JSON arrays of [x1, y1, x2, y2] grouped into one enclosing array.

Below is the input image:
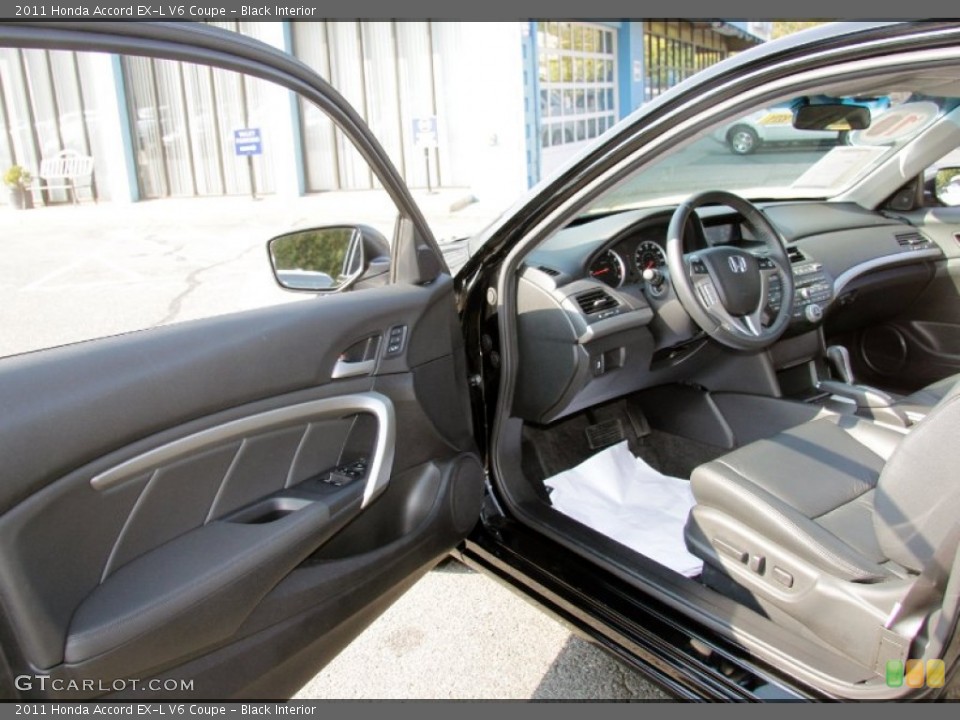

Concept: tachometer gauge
[[635, 241, 666, 272], [588, 249, 626, 288]]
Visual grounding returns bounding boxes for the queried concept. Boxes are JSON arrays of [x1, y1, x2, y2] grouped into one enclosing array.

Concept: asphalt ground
[[293, 559, 671, 700]]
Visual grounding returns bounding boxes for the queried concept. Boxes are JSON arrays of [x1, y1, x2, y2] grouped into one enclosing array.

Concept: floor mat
[[544, 441, 703, 578]]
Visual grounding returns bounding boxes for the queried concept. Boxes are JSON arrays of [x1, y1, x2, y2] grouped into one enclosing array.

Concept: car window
[[0, 47, 405, 360]]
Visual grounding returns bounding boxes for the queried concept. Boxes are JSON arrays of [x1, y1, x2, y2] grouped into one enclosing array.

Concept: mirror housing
[[267, 225, 390, 293], [793, 103, 871, 132]]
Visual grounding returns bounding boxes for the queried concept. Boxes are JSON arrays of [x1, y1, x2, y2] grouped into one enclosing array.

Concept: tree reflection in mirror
[[268, 226, 364, 292], [936, 168, 960, 206]]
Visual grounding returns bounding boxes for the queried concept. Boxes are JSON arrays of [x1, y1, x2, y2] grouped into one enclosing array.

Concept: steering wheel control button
[[385, 325, 407, 357], [696, 282, 719, 307], [757, 256, 776, 270], [689, 257, 708, 274]]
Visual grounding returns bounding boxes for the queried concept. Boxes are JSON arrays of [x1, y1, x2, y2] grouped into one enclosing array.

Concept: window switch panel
[[385, 325, 407, 357]]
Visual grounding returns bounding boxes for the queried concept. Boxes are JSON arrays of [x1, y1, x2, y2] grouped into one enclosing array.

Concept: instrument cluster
[[587, 228, 667, 289]]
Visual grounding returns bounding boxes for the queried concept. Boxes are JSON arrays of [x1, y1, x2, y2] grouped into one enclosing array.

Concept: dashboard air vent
[[538, 265, 560, 277], [896, 232, 929, 249], [786, 246, 806, 264], [575, 288, 618, 315]]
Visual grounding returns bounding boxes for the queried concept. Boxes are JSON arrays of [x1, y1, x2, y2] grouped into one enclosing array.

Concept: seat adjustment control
[[772, 566, 794, 588], [714, 537, 748, 564]]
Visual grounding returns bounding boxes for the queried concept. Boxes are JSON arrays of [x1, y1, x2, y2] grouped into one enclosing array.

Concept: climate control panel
[[768, 261, 833, 325]]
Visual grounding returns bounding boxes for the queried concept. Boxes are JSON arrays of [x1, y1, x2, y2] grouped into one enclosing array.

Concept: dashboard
[[514, 201, 945, 425]]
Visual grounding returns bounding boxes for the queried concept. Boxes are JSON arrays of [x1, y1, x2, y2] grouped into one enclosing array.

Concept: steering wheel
[[666, 191, 794, 351]]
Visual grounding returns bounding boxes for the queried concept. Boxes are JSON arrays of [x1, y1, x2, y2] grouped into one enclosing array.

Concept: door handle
[[331, 357, 376, 379], [331, 335, 381, 379]]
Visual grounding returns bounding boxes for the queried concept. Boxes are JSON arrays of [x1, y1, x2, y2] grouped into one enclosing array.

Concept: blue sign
[[412, 116, 438, 148], [234, 128, 262, 156]]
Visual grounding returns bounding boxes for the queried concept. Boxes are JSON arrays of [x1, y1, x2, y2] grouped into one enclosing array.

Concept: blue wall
[[522, 22, 542, 189], [617, 21, 645, 120]]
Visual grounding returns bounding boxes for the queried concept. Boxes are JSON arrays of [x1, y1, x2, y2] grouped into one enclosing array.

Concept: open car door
[[0, 22, 483, 700]]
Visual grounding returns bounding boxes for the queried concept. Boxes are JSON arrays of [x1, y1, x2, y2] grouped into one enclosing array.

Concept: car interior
[[491, 66, 960, 697]]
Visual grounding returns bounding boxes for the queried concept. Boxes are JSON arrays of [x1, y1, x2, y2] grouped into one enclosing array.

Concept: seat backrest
[[874, 384, 960, 573]]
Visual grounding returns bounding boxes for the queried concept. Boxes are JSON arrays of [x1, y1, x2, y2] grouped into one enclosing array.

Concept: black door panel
[[0, 275, 481, 699], [123, 456, 484, 701]]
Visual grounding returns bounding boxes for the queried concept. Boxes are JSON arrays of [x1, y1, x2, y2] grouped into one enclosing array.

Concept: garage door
[[538, 22, 619, 178]]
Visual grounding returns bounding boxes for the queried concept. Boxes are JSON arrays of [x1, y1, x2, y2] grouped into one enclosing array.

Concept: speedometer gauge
[[635, 241, 666, 272], [588, 250, 626, 288]]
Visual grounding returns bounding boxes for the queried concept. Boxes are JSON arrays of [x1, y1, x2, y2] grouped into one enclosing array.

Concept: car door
[[0, 22, 483, 700]]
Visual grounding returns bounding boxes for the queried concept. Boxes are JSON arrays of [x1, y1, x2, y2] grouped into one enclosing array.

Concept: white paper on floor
[[544, 440, 703, 577]]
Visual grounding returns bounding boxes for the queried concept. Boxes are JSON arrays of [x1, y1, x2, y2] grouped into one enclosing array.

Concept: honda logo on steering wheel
[[728, 255, 747, 273]]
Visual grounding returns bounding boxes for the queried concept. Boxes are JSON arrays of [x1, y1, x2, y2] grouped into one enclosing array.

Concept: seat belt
[[874, 524, 960, 674]]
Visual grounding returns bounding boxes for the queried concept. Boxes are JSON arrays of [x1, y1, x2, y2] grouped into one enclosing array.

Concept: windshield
[[588, 92, 958, 214]]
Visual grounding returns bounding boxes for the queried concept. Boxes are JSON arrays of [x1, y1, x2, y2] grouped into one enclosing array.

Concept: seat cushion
[[687, 414, 906, 581]]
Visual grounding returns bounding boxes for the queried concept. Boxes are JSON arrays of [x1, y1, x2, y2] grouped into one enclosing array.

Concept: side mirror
[[793, 103, 871, 132], [934, 167, 960, 207], [267, 225, 390, 293]]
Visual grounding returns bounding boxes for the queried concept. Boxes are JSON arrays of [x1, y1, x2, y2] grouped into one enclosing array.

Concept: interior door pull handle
[[331, 357, 376, 379]]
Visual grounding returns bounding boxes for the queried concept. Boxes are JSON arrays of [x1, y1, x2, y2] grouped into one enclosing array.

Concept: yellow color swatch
[[926, 659, 945, 688]]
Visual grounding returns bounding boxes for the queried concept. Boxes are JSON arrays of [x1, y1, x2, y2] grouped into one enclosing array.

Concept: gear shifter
[[826, 345, 855, 384], [819, 345, 908, 426]]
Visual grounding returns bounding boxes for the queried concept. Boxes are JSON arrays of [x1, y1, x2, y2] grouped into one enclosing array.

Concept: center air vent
[[786, 246, 806, 264], [896, 232, 930, 249], [575, 288, 618, 315]]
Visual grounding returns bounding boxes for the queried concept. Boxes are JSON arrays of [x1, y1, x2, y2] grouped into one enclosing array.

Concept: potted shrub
[[4, 165, 34, 210]]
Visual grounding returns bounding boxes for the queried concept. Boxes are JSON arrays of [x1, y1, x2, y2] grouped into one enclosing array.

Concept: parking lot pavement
[[294, 559, 671, 700], [0, 188, 495, 358]]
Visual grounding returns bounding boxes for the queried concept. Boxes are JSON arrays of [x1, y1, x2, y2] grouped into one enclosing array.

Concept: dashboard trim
[[832, 248, 943, 295]]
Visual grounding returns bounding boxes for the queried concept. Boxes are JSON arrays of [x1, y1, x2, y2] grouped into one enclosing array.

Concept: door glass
[[0, 48, 407, 360]]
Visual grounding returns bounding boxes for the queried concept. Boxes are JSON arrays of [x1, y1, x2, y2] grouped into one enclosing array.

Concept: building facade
[[0, 20, 768, 208]]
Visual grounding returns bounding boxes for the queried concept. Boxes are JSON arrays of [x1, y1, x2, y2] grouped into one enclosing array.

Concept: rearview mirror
[[267, 225, 390, 293], [793, 104, 871, 132]]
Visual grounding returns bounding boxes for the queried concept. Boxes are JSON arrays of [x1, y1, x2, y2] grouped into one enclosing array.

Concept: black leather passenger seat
[[685, 382, 960, 667]]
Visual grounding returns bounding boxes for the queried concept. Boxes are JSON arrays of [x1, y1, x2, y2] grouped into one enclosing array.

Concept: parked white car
[[719, 98, 890, 154]]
